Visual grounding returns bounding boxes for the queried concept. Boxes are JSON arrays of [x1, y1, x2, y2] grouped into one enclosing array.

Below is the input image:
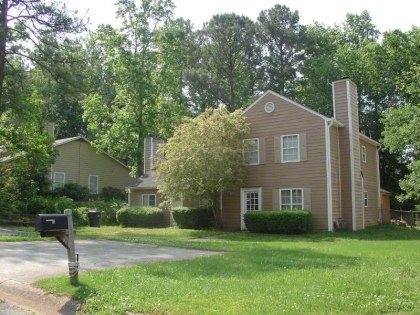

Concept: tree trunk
[[210, 191, 223, 229], [0, 0, 8, 110]]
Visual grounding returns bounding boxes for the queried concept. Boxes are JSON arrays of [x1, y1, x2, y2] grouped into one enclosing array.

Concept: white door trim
[[240, 187, 262, 230]]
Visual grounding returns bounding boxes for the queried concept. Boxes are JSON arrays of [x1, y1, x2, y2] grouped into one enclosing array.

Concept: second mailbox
[[34, 214, 68, 232]]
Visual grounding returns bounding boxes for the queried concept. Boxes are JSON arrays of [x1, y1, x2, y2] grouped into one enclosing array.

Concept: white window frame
[[281, 134, 300, 163], [53, 172, 65, 190], [142, 194, 156, 207], [240, 187, 262, 230], [243, 138, 259, 165], [88, 175, 99, 194], [362, 145, 367, 163], [280, 188, 304, 210], [364, 190, 368, 207]]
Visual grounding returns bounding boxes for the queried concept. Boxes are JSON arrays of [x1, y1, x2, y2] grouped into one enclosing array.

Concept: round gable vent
[[264, 102, 275, 113]]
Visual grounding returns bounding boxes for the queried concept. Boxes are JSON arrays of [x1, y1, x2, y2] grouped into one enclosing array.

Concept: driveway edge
[[0, 279, 79, 315]]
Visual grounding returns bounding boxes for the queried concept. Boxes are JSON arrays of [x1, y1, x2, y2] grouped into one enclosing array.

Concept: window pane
[[149, 195, 156, 206], [281, 190, 291, 204], [143, 195, 156, 206], [54, 173, 65, 189], [244, 139, 258, 164], [282, 135, 299, 162], [281, 189, 303, 210], [246, 192, 259, 211], [89, 176, 98, 193]]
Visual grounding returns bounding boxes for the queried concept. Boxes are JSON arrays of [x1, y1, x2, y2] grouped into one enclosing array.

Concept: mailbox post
[[34, 209, 79, 285], [65, 209, 78, 284]]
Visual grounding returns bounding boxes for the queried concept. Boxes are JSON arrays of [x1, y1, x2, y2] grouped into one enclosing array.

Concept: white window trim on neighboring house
[[240, 187, 262, 230], [243, 138, 259, 165], [88, 175, 99, 194], [364, 190, 368, 207], [280, 188, 304, 210], [53, 172, 65, 190], [281, 134, 300, 163], [142, 194, 156, 207], [362, 145, 367, 163]]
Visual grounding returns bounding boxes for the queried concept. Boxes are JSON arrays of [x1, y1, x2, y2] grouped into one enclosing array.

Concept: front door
[[240, 188, 262, 230]]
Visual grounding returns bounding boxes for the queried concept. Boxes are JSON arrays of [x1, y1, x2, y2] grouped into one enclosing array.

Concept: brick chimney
[[143, 137, 164, 174], [46, 122, 55, 138], [332, 78, 363, 231]]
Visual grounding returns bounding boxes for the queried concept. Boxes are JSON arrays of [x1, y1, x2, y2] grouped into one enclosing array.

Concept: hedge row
[[244, 210, 312, 234], [116, 206, 163, 228], [171, 207, 213, 230]]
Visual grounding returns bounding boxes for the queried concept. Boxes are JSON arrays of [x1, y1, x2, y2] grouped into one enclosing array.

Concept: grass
[[18, 224, 419, 315]]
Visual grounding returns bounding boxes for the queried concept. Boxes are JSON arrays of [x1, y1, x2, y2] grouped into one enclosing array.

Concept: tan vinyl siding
[[130, 189, 171, 226], [330, 125, 341, 224], [222, 93, 328, 231], [360, 139, 380, 227], [222, 189, 242, 230], [51, 139, 133, 191]]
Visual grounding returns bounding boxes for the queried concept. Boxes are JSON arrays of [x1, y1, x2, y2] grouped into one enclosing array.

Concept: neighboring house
[[1, 136, 133, 193], [127, 137, 203, 225], [128, 78, 385, 231]]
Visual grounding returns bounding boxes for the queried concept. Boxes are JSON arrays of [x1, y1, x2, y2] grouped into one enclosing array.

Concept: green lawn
[[20, 225, 418, 315]]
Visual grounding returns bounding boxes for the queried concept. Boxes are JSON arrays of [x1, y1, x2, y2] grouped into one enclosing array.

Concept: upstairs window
[[282, 135, 299, 162], [243, 138, 259, 165]]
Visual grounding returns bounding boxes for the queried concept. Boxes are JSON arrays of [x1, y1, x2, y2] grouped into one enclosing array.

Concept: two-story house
[[128, 78, 383, 231]]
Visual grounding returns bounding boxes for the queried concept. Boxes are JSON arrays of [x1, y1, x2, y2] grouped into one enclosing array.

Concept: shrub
[[244, 210, 312, 234], [53, 196, 74, 213], [55, 183, 90, 201], [72, 206, 89, 226], [116, 206, 163, 228], [26, 195, 57, 214], [171, 207, 213, 230], [100, 187, 126, 201], [75, 200, 125, 226]]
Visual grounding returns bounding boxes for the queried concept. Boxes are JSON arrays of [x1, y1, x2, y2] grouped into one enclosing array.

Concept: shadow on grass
[[144, 246, 361, 281], [215, 224, 420, 243]]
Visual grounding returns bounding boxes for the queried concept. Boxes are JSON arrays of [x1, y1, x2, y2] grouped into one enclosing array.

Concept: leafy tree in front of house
[[156, 108, 250, 228], [381, 102, 420, 203]]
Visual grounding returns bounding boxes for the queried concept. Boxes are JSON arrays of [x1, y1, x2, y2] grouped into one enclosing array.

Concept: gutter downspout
[[337, 127, 342, 219], [377, 144, 382, 223]]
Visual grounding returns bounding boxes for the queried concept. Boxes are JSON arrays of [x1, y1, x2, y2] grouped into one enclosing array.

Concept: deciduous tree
[[156, 108, 250, 227]]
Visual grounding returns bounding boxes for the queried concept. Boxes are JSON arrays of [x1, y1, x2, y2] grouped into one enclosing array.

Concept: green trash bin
[[87, 210, 101, 227]]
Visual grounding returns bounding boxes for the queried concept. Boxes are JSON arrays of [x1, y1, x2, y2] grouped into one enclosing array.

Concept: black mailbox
[[35, 214, 68, 232]]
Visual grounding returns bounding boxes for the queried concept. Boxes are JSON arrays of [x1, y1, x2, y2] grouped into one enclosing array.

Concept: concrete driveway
[[0, 233, 221, 315]]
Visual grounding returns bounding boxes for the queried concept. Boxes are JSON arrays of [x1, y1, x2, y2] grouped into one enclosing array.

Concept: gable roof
[[54, 136, 130, 170], [0, 136, 130, 170], [127, 172, 159, 189]]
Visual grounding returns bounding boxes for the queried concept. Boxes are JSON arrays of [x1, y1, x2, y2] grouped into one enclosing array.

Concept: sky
[[66, 0, 419, 33]]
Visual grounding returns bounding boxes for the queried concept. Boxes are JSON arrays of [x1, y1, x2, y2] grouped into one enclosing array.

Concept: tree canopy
[[156, 108, 250, 227], [1, 0, 420, 210]]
